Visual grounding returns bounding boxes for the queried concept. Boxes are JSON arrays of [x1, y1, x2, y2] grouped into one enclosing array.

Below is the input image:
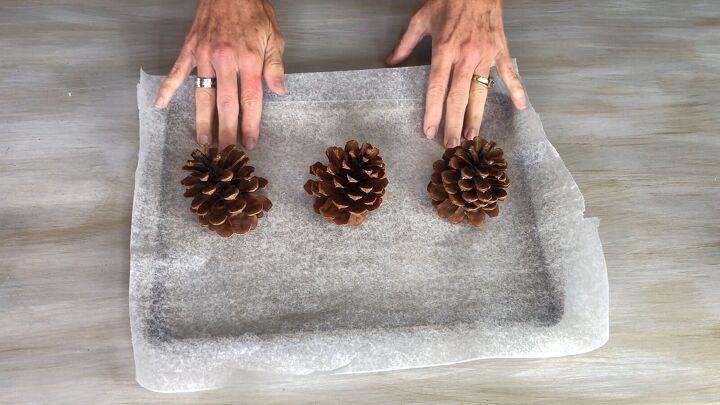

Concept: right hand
[[154, 0, 285, 150], [387, 0, 526, 148]]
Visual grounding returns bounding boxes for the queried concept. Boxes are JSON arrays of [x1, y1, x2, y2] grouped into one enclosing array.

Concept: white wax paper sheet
[[131, 65, 608, 392]]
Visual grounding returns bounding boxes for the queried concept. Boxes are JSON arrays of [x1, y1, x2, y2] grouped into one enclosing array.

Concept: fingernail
[[276, 79, 286, 95], [464, 128, 478, 140], [446, 138, 460, 148], [198, 134, 210, 147], [244, 138, 257, 150], [154, 96, 165, 108], [425, 126, 437, 139]]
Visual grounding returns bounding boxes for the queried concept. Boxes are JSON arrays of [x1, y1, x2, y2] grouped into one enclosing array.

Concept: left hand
[[387, 0, 527, 148]]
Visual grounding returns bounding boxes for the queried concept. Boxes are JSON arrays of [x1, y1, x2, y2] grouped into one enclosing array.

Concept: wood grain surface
[[1, 0, 719, 403]]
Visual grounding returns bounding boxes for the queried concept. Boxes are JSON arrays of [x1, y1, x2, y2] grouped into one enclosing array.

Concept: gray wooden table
[[2, 0, 719, 403]]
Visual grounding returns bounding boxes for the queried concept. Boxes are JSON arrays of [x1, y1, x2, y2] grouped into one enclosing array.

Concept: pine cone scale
[[436, 200, 455, 218], [474, 177, 491, 192], [227, 197, 247, 214], [220, 186, 239, 200]]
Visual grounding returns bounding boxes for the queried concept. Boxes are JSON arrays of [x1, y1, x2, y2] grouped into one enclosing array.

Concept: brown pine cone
[[304, 140, 388, 226], [182, 145, 272, 237], [428, 137, 510, 226]]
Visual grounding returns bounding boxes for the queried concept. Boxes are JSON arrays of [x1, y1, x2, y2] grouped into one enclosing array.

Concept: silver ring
[[195, 77, 217, 89], [472, 75, 494, 88]]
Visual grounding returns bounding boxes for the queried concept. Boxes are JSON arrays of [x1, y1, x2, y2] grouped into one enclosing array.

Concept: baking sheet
[[131, 64, 608, 392]]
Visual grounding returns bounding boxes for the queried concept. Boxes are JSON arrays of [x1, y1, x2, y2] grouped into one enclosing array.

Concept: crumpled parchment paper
[[131, 64, 608, 392]]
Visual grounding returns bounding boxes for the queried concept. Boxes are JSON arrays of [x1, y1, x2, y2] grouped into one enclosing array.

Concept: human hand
[[154, 0, 285, 150], [387, 0, 527, 148]]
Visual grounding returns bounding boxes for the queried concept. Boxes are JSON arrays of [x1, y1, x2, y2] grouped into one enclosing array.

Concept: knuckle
[[240, 97, 261, 109], [446, 99, 467, 110], [159, 81, 175, 93], [463, 48, 482, 61], [265, 59, 284, 72], [169, 63, 184, 77], [457, 38, 474, 50], [447, 89, 468, 101], [468, 111, 483, 122], [218, 96, 239, 112], [434, 40, 453, 56], [243, 122, 260, 134], [476, 38, 491, 49], [238, 56, 261, 71], [446, 121, 463, 132], [210, 44, 234, 63], [426, 83, 447, 99], [506, 68, 521, 83], [275, 33, 286, 48], [446, 127, 462, 138], [195, 41, 211, 58], [237, 44, 260, 60]]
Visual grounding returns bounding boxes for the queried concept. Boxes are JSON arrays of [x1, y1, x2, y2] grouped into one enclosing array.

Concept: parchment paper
[[131, 65, 608, 392]]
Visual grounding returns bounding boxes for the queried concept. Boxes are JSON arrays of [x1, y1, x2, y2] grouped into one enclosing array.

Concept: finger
[[496, 53, 527, 110], [195, 59, 216, 147], [423, 52, 452, 140], [464, 65, 492, 141], [238, 57, 264, 150], [443, 61, 476, 148], [263, 37, 286, 95], [212, 47, 240, 150], [155, 48, 195, 108], [386, 10, 428, 66]]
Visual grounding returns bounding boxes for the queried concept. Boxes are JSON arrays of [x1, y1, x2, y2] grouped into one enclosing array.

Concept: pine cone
[[182, 145, 272, 237], [428, 137, 510, 226], [304, 140, 388, 226]]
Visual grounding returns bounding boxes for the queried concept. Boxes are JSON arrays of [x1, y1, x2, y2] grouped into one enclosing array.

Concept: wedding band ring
[[195, 77, 217, 89], [472, 75, 494, 88]]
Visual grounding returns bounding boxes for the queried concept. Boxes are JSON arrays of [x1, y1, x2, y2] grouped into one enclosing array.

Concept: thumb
[[386, 11, 428, 66], [263, 41, 285, 96]]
